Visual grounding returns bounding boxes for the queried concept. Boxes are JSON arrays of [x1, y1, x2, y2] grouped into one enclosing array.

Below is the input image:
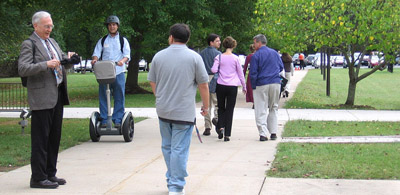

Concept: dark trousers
[[30, 88, 64, 181], [216, 84, 237, 137], [300, 60, 305, 69]]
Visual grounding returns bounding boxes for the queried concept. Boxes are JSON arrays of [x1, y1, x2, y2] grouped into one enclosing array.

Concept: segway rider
[[91, 15, 131, 128]]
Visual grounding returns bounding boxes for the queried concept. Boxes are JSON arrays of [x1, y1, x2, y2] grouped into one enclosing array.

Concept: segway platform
[[89, 61, 134, 142]]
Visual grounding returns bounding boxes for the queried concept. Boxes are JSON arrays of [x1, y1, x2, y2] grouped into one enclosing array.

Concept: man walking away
[[148, 23, 209, 195], [250, 34, 284, 141]]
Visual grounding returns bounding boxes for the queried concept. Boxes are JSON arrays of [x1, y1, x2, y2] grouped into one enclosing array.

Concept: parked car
[[333, 56, 346, 67], [139, 59, 149, 71], [312, 53, 328, 69], [74, 60, 92, 72], [361, 55, 370, 67], [292, 53, 305, 66], [395, 56, 400, 65], [370, 55, 380, 68], [305, 54, 315, 65]]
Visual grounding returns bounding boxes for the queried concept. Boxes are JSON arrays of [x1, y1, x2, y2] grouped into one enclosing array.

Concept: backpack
[[99, 34, 125, 60], [20, 38, 35, 87]]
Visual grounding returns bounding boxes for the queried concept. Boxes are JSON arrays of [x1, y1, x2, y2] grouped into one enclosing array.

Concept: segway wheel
[[122, 112, 134, 142], [89, 111, 101, 142]]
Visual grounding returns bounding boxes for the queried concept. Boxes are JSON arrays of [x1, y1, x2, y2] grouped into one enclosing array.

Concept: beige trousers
[[205, 75, 218, 129], [253, 84, 280, 137]]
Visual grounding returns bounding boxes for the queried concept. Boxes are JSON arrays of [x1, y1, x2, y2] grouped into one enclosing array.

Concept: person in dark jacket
[[281, 52, 293, 98], [200, 34, 221, 136]]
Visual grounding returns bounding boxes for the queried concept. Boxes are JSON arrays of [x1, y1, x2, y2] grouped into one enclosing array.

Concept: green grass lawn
[[268, 143, 400, 180], [270, 120, 400, 180], [283, 120, 400, 137], [285, 69, 400, 110], [0, 117, 145, 171]]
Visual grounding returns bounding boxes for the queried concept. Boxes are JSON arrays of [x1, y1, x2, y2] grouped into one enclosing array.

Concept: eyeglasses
[[42, 25, 54, 29]]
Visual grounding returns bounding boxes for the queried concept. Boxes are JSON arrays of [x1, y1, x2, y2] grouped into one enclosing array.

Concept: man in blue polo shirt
[[250, 34, 283, 141]]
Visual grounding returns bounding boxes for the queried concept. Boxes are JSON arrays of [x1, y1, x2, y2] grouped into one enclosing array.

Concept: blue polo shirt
[[250, 46, 283, 89]]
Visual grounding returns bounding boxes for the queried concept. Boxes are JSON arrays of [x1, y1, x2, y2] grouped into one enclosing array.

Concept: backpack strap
[[99, 34, 125, 60], [21, 38, 35, 87]]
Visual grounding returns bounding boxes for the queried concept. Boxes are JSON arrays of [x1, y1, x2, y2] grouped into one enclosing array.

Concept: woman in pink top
[[211, 36, 246, 142]]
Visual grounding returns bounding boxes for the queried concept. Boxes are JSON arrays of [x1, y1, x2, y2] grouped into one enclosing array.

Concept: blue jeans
[[99, 73, 125, 124], [159, 119, 193, 193]]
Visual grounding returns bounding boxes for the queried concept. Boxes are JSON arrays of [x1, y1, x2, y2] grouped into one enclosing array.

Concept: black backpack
[[99, 34, 125, 60], [20, 38, 35, 87]]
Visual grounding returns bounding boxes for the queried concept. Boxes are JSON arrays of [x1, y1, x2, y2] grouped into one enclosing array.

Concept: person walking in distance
[[243, 44, 256, 108], [148, 23, 209, 195], [281, 52, 293, 98], [299, 53, 305, 70], [200, 33, 221, 136], [250, 34, 284, 141]]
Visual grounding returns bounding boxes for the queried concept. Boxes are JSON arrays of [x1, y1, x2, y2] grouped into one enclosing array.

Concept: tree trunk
[[125, 34, 151, 94], [345, 76, 357, 106]]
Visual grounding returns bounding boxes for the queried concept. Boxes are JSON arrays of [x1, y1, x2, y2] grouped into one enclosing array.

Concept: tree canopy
[[254, 0, 400, 106]]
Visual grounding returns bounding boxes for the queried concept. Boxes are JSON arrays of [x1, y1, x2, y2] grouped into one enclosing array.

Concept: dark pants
[[30, 88, 64, 181], [300, 60, 305, 69], [216, 84, 237, 137]]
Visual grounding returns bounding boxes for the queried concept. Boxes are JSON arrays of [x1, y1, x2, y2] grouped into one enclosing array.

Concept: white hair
[[32, 11, 51, 25]]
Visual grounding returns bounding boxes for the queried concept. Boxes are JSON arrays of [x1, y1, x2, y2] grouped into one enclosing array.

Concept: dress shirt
[[92, 33, 131, 75]]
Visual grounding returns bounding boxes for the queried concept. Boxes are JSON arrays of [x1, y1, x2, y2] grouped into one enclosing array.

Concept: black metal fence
[[0, 82, 30, 134], [0, 82, 29, 111]]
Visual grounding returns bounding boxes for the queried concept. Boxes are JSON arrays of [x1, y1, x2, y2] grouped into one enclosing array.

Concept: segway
[[89, 61, 134, 142]]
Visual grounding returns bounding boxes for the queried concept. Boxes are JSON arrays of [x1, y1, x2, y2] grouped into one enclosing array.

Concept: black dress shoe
[[270, 134, 277, 140], [30, 179, 59, 189], [48, 176, 66, 185], [260, 136, 268, 141], [224, 137, 230, 142], [203, 128, 211, 136], [217, 128, 224, 139]]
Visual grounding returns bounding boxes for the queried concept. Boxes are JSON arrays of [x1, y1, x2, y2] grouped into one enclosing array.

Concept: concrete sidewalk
[[1, 69, 400, 194]]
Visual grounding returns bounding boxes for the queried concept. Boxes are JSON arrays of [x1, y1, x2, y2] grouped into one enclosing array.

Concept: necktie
[[45, 39, 63, 79]]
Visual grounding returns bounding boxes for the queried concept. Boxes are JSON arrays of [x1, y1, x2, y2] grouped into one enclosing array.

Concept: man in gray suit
[[18, 11, 79, 189]]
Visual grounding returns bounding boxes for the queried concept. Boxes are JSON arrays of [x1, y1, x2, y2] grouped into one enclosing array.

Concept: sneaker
[[203, 128, 211, 136], [260, 136, 268, 141], [212, 118, 218, 126], [270, 134, 277, 140]]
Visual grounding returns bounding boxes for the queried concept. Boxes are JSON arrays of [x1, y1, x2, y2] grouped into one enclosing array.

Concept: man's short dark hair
[[170, 23, 191, 43], [207, 33, 220, 46]]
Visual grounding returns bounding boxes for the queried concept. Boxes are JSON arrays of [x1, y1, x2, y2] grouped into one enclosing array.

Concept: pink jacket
[[211, 54, 246, 91]]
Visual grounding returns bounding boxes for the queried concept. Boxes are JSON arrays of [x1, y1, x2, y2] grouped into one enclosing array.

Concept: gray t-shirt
[[148, 44, 209, 123]]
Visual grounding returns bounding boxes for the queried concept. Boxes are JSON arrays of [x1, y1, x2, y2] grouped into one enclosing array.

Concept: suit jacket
[[18, 33, 73, 110]]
